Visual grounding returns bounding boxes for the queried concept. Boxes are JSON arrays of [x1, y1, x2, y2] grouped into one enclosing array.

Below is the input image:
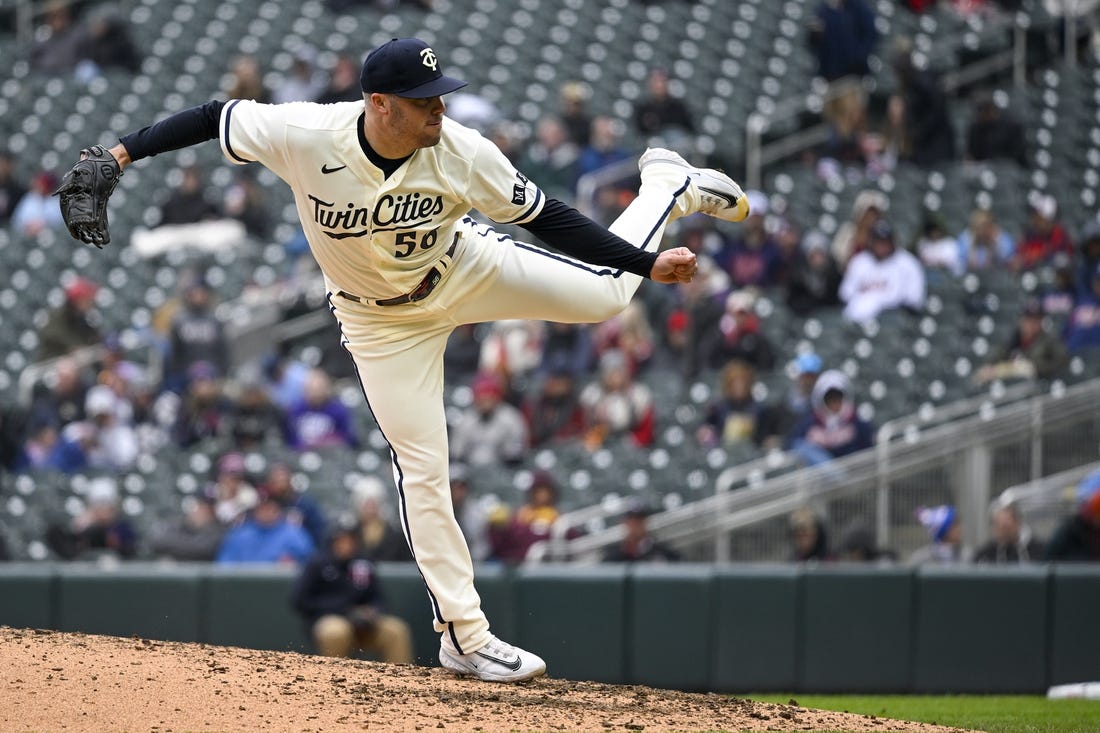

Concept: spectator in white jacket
[[839, 219, 925, 323]]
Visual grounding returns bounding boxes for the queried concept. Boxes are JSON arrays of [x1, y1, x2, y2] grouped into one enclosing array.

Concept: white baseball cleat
[[439, 635, 547, 683], [639, 147, 750, 222]]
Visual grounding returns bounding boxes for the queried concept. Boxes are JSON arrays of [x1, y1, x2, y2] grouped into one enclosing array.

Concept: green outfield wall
[[1, 562, 1096, 694]]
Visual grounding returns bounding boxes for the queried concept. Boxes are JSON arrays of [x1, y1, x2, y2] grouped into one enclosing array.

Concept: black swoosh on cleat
[[476, 651, 523, 671], [698, 185, 738, 208], [321, 163, 347, 174]]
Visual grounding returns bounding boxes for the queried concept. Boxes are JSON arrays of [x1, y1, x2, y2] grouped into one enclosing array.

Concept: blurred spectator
[[163, 279, 229, 394], [75, 384, 140, 470], [788, 369, 874, 465], [15, 419, 85, 473], [1065, 264, 1100, 353], [603, 502, 680, 563], [633, 67, 696, 143], [1044, 470, 1100, 561], [576, 116, 632, 181], [506, 471, 562, 561], [205, 452, 259, 525], [29, 0, 82, 73], [697, 360, 764, 449], [449, 465, 491, 562], [157, 166, 221, 226], [1077, 222, 1100, 299], [523, 368, 586, 448], [46, 477, 138, 560], [74, 5, 142, 79], [974, 299, 1068, 383], [29, 356, 88, 429], [444, 323, 483, 381], [808, 0, 878, 82], [579, 349, 656, 450], [285, 368, 358, 451], [592, 302, 656, 374], [352, 476, 412, 563], [966, 90, 1028, 167], [667, 255, 730, 365], [831, 189, 888, 267], [837, 521, 896, 563], [171, 361, 232, 447], [818, 81, 872, 173], [222, 168, 272, 240], [957, 208, 1015, 273], [558, 81, 593, 147], [150, 495, 227, 562], [890, 40, 956, 166], [444, 91, 501, 134], [871, 94, 908, 174], [975, 496, 1044, 564], [0, 404, 28, 472], [910, 505, 973, 564], [916, 212, 964, 277], [226, 375, 285, 450], [264, 346, 312, 412], [1016, 192, 1073, 271], [216, 492, 315, 564], [694, 290, 777, 375], [478, 320, 544, 387], [786, 230, 842, 316], [273, 46, 326, 104], [839, 219, 926, 323], [291, 522, 414, 664], [314, 54, 362, 105], [0, 151, 27, 225], [1040, 256, 1078, 319], [715, 191, 784, 288], [538, 322, 593, 380], [224, 54, 271, 103], [518, 115, 580, 202], [757, 352, 823, 451], [38, 278, 102, 360], [12, 170, 64, 237], [450, 371, 529, 466], [262, 462, 327, 547], [788, 507, 831, 562]]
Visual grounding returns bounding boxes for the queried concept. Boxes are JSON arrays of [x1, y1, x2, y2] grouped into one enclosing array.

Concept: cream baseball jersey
[[218, 99, 545, 297]]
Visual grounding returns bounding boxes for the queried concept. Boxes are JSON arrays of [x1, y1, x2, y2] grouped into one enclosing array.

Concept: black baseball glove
[[53, 145, 123, 248]]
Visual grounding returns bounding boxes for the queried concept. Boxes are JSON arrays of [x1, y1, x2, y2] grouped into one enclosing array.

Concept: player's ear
[[365, 92, 388, 113]]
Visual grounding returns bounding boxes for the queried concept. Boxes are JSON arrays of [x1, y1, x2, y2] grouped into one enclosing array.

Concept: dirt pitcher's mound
[[0, 626, 971, 733]]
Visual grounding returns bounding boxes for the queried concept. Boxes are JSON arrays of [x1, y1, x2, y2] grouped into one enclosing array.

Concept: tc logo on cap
[[420, 48, 438, 70], [360, 37, 467, 99]]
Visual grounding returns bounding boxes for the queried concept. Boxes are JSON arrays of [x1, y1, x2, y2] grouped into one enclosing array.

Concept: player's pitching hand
[[650, 246, 698, 284]]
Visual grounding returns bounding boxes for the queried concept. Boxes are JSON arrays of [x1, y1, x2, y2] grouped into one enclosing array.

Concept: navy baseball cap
[[360, 38, 468, 98]]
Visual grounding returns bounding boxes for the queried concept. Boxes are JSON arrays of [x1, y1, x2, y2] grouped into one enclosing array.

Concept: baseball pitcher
[[55, 37, 748, 682]]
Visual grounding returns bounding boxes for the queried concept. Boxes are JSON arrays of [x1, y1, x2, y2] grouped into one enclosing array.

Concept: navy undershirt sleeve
[[523, 198, 659, 279], [118, 100, 226, 162]]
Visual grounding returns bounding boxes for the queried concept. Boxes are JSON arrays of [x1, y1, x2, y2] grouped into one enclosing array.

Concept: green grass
[[748, 694, 1100, 733]]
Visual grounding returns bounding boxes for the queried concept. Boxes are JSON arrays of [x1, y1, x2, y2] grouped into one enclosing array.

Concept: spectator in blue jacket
[[216, 492, 315, 565], [788, 369, 874, 465], [259, 461, 327, 547]]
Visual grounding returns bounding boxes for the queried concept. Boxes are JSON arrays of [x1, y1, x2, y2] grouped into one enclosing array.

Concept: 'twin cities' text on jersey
[[219, 99, 545, 298]]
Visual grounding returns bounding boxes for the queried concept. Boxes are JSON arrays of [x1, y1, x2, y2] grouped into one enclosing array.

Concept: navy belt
[[338, 235, 457, 307]]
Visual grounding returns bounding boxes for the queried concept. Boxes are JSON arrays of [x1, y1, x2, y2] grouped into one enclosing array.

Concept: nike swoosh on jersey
[[475, 651, 523, 672], [321, 164, 347, 174], [698, 185, 739, 208]]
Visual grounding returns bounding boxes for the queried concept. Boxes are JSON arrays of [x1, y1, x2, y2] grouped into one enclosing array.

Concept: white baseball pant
[[327, 176, 687, 654]]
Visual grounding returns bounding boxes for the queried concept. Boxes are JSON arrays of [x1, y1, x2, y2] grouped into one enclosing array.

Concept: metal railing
[[536, 377, 1100, 564]]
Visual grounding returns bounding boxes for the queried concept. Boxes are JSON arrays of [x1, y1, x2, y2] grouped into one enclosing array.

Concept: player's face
[[387, 94, 447, 152]]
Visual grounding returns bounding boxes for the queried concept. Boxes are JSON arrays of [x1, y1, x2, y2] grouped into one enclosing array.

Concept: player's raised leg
[[453, 147, 748, 325]]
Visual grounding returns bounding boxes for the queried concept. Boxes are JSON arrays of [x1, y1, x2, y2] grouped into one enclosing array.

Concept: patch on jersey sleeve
[[512, 184, 527, 205]]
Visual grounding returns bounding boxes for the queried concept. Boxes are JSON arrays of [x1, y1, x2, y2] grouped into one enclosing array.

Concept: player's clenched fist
[[650, 246, 698, 284]]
